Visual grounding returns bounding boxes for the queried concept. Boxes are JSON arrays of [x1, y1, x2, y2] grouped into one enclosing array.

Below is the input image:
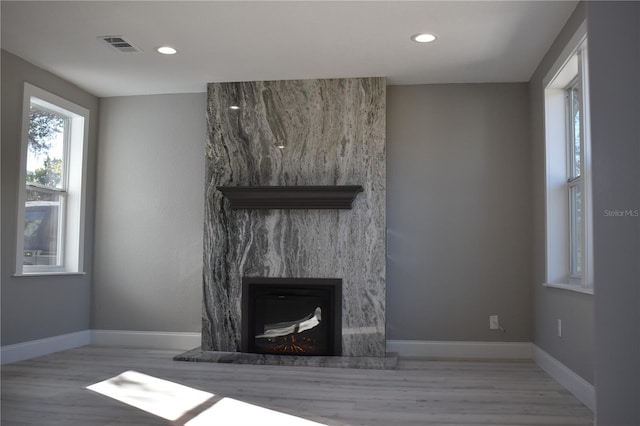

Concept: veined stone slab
[[203, 78, 386, 357]]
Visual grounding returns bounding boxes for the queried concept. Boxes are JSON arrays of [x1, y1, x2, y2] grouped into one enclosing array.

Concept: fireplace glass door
[[242, 278, 342, 356]]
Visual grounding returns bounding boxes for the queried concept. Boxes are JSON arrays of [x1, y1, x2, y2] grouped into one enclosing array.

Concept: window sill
[[543, 282, 594, 295], [13, 271, 86, 277]]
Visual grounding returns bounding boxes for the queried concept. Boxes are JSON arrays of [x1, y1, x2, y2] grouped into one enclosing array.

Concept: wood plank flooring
[[1, 346, 593, 426]]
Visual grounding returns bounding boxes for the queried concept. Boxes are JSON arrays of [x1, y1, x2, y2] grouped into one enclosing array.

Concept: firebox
[[241, 278, 342, 356]]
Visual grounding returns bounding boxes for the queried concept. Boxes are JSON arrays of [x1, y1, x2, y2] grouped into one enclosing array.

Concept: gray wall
[[92, 94, 205, 332], [529, 3, 594, 385], [1, 50, 98, 346], [94, 83, 534, 349], [587, 2, 640, 424], [386, 83, 532, 343]]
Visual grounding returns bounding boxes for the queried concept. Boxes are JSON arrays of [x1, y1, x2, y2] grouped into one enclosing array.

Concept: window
[[16, 84, 89, 275], [543, 23, 593, 293], [566, 77, 582, 278]]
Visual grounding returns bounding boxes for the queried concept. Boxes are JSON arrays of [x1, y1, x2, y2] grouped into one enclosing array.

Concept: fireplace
[[202, 78, 386, 357], [241, 278, 342, 356]]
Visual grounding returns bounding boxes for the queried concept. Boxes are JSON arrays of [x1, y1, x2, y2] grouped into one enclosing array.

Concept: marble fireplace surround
[[198, 77, 387, 362]]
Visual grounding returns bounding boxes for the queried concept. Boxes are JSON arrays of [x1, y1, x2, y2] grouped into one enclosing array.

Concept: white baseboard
[[386, 340, 533, 360], [91, 330, 201, 350], [532, 345, 595, 412], [0, 330, 91, 365]]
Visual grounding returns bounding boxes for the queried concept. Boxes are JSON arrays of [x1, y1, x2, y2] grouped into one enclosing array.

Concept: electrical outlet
[[557, 319, 562, 337], [489, 315, 499, 330]]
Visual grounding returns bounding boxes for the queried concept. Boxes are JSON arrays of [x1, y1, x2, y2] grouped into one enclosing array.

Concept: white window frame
[[543, 22, 593, 294], [15, 83, 89, 275]]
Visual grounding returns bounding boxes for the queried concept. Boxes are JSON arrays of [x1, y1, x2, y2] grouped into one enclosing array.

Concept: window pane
[[23, 190, 63, 266], [571, 87, 581, 178], [570, 184, 582, 277], [26, 105, 65, 189]]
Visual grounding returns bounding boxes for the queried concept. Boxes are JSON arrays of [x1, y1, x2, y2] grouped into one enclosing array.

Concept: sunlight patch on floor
[[87, 370, 327, 425], [87, 370, 214, 421]]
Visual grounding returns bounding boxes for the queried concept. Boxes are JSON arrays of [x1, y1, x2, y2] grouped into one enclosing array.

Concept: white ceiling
[[1, 1, 577, 98]]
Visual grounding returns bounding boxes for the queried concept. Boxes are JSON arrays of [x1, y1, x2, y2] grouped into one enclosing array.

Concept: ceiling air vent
[[98, 35, 142, 53]]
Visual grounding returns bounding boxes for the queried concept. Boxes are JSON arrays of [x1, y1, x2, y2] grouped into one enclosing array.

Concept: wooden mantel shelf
[[217, 185, 364, 209]]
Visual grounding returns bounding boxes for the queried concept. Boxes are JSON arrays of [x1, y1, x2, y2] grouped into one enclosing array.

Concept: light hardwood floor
[[1, 346, 593, 426]]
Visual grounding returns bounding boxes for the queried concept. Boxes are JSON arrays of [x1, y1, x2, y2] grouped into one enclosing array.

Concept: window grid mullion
[[26, 183, 67, 195]]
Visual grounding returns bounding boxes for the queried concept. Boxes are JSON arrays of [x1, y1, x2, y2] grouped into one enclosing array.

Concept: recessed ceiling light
[[411, 33, 437, 43], [230, 105, 240, 110], [156, 46, 177, 55]]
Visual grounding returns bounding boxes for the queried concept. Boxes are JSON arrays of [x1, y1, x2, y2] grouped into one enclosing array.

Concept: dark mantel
[[217, 186, 364, 209]]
